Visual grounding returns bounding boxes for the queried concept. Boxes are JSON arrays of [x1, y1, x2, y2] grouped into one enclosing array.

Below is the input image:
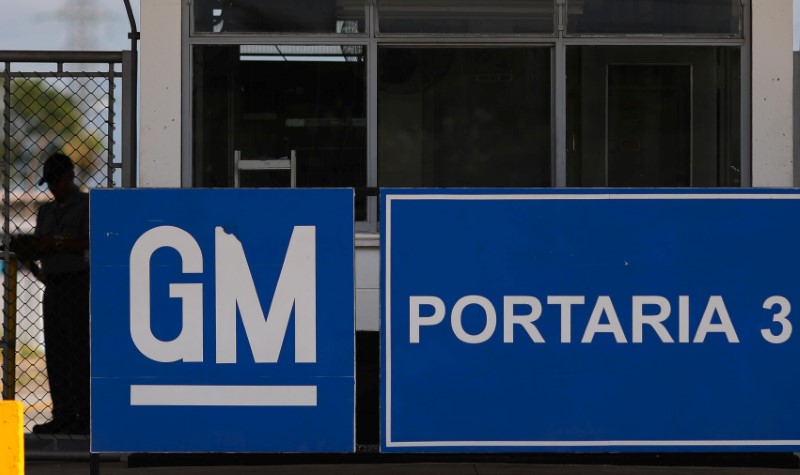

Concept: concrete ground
[[23, 452, 800, 475], [21, 436, 800, 474], [23, 461, 800, 475]]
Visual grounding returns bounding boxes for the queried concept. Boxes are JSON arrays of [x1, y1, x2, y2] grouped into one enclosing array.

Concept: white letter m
[[215, 226, 316, 364]]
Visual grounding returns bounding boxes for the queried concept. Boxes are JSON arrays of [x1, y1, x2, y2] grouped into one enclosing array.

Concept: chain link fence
[[1, 52, 134, 440]]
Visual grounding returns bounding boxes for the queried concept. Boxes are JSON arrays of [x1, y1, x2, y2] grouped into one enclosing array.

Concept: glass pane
[[566, 46, 741, 187], [379, 48, 551, 188], [194, 0, 365, 34], [193, 45, 368, 220], [378, 0, 555, 34], [567, 0, 740, 35], [607, 65, 691, 186]]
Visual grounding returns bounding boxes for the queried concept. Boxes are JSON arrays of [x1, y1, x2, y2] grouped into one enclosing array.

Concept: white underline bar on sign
[[130, 385, 318, 407]]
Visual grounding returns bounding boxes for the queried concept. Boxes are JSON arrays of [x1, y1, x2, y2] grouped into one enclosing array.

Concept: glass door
[[566, 46, 741, 187], [606, 64, 692, 187]]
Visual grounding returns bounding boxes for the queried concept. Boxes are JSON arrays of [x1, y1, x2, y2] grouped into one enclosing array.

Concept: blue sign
[[91, 189, 355, 453], [382, 189, 800, 452]]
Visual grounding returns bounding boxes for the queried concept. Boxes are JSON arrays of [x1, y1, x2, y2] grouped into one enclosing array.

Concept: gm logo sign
[[129, 225, 317, 407], [91, 189, 354, 453]]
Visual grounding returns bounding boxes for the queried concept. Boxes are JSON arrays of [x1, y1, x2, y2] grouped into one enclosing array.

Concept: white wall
[[139, 0, 183, 187], [753, 0, 794, 186]]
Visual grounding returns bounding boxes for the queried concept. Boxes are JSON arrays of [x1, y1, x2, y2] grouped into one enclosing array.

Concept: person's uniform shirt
[[34, 185, 89, 275]]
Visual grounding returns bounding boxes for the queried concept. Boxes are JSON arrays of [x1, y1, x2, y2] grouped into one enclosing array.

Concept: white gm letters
[[129, 225, 316, 364]]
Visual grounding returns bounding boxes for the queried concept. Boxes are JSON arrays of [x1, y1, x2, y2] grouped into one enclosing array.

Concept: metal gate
[[0, 50, 136, 440]]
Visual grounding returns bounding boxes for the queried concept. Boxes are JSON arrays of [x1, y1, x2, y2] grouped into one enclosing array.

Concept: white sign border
[[384, 192, 800, 449]]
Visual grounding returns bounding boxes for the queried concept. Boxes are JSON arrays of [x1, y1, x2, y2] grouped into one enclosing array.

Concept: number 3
[[762, 296, 792, 344]]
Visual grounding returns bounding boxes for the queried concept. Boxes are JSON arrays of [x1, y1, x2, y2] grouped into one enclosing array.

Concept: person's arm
[[35, 236, 88, 253], [33, 197, 90, 254]]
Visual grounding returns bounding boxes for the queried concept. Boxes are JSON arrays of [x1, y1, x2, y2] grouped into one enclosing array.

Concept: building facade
[[137, 0, 792, 338], [136, 0, 793, 446]]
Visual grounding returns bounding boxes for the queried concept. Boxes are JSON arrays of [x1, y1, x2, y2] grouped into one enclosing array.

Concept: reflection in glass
[[567, 0, 740, 35], [378, 48, 551, 188], [193, 45, 367, 219], [566, 46, 741, 187], [378, 0, 555, 34], [194, 0, 365, 34], [607, 65, 691, 187]]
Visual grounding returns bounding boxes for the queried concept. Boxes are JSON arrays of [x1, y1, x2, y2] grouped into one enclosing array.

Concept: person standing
[[31, 152, 90, 435]]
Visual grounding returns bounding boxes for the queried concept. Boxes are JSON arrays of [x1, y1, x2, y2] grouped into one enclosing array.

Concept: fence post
[[2, 65, 12, 403], [2, 255, 17, 401]]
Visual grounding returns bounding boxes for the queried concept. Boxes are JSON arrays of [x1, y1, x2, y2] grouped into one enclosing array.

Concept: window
[[377, 0, 556, 35], [566, 46, 741, 187], [192, 45, 368, 219], [186, 0, 750, 230], [378, 48, 552, 187], [567, 0, 741, 36], [193, 0, 365, 34]]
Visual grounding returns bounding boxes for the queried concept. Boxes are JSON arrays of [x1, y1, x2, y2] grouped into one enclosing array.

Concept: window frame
[[564, 0, 744, 38], [182, 0, 752, 234], [189, 0, 372, 37], [374, 0, 559, 37]]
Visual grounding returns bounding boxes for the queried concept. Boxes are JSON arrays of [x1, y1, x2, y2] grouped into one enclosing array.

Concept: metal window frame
[[373, 0, 559, 38], [188, 0, 371, 38], [563, 0, 744, 39], [181, 0, 753, 232]]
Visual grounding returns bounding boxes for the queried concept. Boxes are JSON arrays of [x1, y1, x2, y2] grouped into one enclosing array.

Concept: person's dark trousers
[[40, 271, 90, 434]]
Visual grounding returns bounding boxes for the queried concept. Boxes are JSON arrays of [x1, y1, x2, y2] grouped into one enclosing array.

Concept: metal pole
[[0, 51, 123, 63], [3, 256, 17, 401], [553, 0, 567, 187], [107, 63, 117, 188], [122, 51, 138, 188], [123, 0, 140, 53], [740, 0, 752, 187], [2, 62, 12, 401], [122, 0, 139, 188], [290, 150, 297, 188]]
